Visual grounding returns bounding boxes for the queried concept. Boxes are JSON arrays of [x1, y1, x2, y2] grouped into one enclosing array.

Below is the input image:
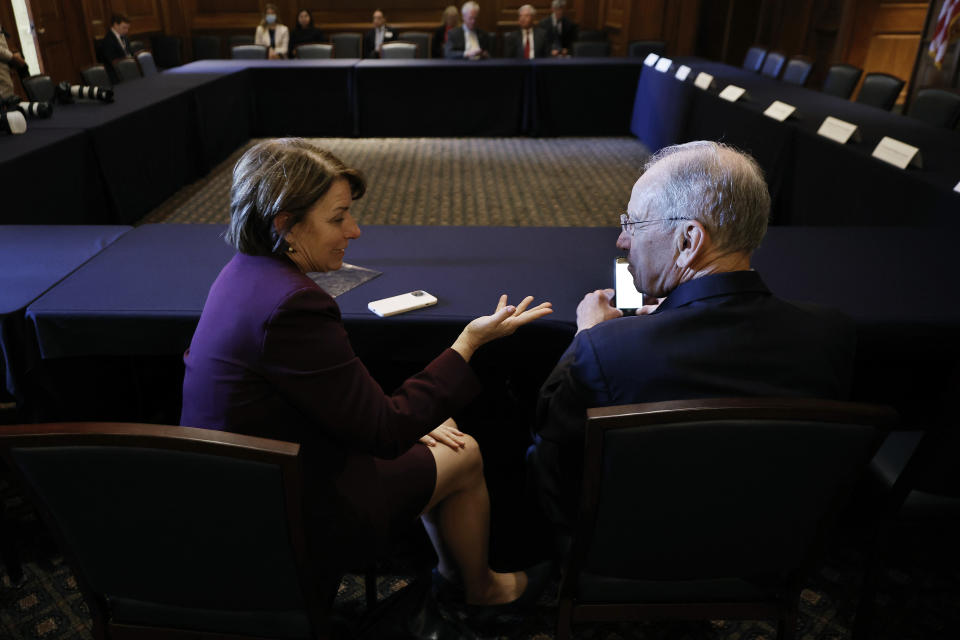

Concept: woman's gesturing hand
[[451, 295, 553, 362]]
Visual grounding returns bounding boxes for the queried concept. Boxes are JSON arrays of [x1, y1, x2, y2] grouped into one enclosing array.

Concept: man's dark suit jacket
[[532, 270, 856, 532], [539, 16, 577, 52], [444, 26, 493, 58], [503, 27, 550, 59], [100, 30, 131, 82], [362, 25, 399, 58]]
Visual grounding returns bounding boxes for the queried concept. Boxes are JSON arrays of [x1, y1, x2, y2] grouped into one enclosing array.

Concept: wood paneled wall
[[597, 0, 701, 57]]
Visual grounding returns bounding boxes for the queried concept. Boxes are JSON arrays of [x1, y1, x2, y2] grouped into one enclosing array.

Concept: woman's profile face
[[285, 179, 361, 273], [298, 11, 311, 28]]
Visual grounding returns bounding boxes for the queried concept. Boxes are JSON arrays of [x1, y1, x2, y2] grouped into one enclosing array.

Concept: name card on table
[[872, 136, 922, 170], [675, 65, 692, 81], [694, 72, 714, 90], [763, 100, 797, 122], [817, 116, 860, 144], [644, 53, 659, 67], [655, 57, 673, 72], [955, 181, 960, 194], [718, 84, 746, 102]]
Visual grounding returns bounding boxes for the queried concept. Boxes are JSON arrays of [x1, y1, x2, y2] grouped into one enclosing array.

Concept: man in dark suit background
[[362, 9, 399, 58], [539, 0, 577, 56], [531, 141, 856, 535], [100, 13, 132, 83], [444, 1, 492, 59], [503, 4, 549, 59]]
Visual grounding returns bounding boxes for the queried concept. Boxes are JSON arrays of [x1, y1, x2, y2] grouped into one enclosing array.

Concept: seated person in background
[[181, 139, 553, 615], [289, 9, 326, 55], [503, 5, 549, 59], [363, 10, 398, 59], [254, 3, 289, 59], [433, 5, 461, 60], [0, 25, 28, 102], [445, 1, 492, 59], [540, 0, 577, 56], [101, 13, 132, 82], [531, 141, 856, 538]]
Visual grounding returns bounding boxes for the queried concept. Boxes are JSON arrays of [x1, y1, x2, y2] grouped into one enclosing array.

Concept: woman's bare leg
[[420, 435, 528, 605]]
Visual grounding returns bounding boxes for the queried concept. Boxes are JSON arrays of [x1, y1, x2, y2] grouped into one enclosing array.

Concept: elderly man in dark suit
[[503, 4, 549, 59], [444, 1, 492, 59], [531, 141, 857, 535], [539, 0, 577, 56], [362, 9, 399, 58], [100, 13, 132, 83]]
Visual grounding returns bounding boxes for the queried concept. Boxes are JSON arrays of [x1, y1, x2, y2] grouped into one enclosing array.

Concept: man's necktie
[[523, 30, 531, 59]]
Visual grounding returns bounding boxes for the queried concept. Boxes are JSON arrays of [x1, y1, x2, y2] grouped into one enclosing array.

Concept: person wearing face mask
[[254, 3, 289, 60]]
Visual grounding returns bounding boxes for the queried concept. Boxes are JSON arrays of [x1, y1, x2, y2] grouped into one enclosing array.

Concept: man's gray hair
[[519, 4, 536, 16], [462, 1, 480, 14], [642, 141, 769, 254], [551, 0, 566, 9]]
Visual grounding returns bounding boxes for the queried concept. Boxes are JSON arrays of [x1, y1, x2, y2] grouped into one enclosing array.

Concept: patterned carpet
[[141, 137, 651, 227], [3, 138, 960, 638]]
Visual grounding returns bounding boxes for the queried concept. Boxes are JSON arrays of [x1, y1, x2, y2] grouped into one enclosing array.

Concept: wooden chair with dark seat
[[114, 57, 142, 82], [231, 44, 269, 60], [556, 398, 896, 640], [821, 63, 863, 99], [855, 72, 905, 111], [907, 88, 960, 129], [22, 75, 56, 102], [80, 65, 112, 90], [0, 423, 340, 640], [627, 40, 666, 58], [781, 55, 813, 86], [760, 51, 786, 78], [331, 33, 362, 58], [742, 46, 768, 72]]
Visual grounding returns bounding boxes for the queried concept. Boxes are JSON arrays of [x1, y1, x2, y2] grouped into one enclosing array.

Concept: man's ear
[[675, 220, 708, 270]]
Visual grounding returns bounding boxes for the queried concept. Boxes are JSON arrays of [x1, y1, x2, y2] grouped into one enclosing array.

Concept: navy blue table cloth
[[0, 225, 129, 400]]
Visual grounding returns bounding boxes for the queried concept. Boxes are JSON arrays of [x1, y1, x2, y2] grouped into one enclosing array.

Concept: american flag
[[929, 0, 960, 68]]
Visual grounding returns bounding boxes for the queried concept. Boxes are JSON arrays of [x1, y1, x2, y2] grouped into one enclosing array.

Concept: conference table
[[631, 57, 960, 225], [0, 225, 130, 407], [19, 224, 960, 431]]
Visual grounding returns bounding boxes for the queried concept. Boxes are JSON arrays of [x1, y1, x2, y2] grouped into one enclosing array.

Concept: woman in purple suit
[[181, 139, 552, 611]]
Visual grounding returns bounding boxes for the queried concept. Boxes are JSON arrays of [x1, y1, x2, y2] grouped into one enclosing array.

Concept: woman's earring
[[286, 244, 296, 254]]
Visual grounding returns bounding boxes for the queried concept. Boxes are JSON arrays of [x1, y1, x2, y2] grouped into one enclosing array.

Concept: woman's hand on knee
[[421, 418, 468, 452]]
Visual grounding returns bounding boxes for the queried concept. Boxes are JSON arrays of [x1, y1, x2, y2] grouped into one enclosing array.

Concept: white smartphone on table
[[615, 258, 644, 311], [368, 290, 438, 317]]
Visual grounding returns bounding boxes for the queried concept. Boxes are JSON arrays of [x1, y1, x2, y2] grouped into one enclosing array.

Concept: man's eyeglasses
[[619, 214, 689, 234]]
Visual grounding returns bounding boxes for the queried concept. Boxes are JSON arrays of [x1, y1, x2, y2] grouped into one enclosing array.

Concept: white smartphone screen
[[615, 258, 644, 310]]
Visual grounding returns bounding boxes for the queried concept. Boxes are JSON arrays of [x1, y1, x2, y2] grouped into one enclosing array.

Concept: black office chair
[[742, 46, 768, 72], [0, 423, 339, 640], [229, 34, 255, 48], [135, 51, 158, 76], [760, 51, 786, 78], [231, 44, 268, 60], [577, 30, 607, 42], [150, 35, 182, 69], [380, 42, 418, 59], [556, 397, 895, 640], [572, 41, 611, 58], [781, 55, 813, 86], [128, 40, 146, 54], [297, 44, 334, 60], [114, 57, 142, 82], [331, 33, 362, 58], [627, 40, 666, 58], [398, 32, 431, 59], [80, 65, 112, 90], [855, 72, 905, 111], [907, 88, 960, 129], [22, 75, 56, 102], [192, 34, 222, 60], [822, 63, 863, 99]]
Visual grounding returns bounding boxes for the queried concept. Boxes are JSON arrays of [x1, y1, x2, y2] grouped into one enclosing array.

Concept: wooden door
[[31, 0, 93, 84]]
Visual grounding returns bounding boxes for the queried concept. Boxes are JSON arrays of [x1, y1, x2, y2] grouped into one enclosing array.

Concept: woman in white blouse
[[254, 3, 289, 59]]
